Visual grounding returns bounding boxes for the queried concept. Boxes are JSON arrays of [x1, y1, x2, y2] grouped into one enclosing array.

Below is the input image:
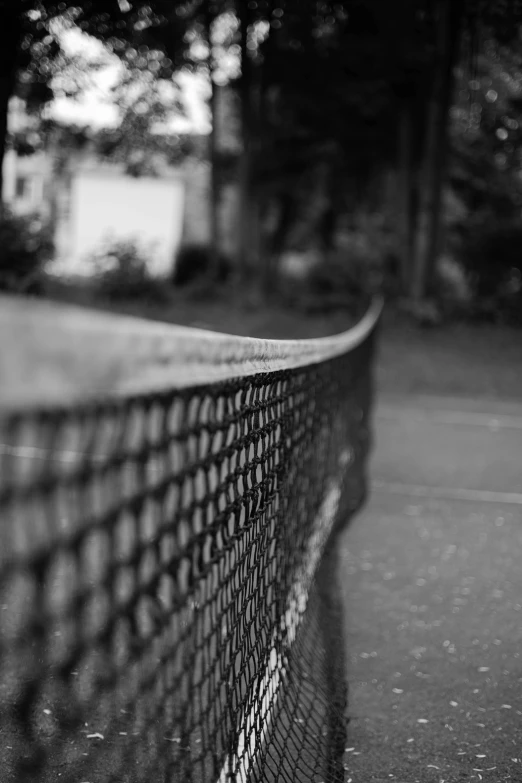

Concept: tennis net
[[0, 295, 381, 783]]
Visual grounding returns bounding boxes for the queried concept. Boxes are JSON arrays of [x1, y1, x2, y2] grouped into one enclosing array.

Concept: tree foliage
[[3, 0, 522, 309], [451, 34, 522, 220], [447, 30, 522, 319], [233, 0, 439, 275]]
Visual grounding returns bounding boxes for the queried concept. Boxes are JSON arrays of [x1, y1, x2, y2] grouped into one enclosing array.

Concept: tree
[[242, 1, 430, 290], [0, 2, 22, 212], [450, 33, 522, 220], [0, 2, 109, 206], [4, 0, 522, 304], [446, 30, 522, 313], [109, 0, 234, 274], [93, 66, 189, 176], [410, 0, 466, 303], [404, 0, 522, 305]]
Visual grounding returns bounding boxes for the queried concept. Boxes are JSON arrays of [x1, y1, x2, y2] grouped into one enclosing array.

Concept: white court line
[[376, 407, 522, 430], [372, 479, 522, 505], [217, 451, 347, 783]]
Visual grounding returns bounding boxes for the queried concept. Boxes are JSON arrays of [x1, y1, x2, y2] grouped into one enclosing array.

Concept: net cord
[[0, 295, 383, 408]]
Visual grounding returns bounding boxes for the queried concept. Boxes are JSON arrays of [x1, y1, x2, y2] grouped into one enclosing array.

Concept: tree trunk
[[43, 125, 61, 247], [0, 77, 11, 216], [318, 202, 338, 264], [410, 0, 462, 302], [317, 160, 341, 265], [0, 10, 22, 216], [205, 1, 220, 279], [397, 102, 415, 292], [208, 77, 221, 275], [236, 1, 255, 280], [256, 24, 277, 292], [263, 192, 297, 294]]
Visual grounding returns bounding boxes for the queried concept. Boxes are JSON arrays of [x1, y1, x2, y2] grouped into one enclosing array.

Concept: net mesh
[[0, 299, 378, 783]]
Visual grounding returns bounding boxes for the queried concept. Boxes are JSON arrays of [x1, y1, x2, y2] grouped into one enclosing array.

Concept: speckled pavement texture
[[340, 396, 522, 783]]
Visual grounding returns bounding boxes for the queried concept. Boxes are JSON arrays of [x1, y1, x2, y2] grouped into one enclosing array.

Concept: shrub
[[431, 254, 471, 315], [309, 252, 371, 296], [0, 209, 54, 294], [457, 219, 522, 324], [88, 238, 170, 303], [173, 244, 231, 287], [290, 219, 392, 313]]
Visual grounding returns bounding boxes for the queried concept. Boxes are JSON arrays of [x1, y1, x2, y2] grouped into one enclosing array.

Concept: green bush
[[173, 244, 231, 287], [292, 218, 393, 313], [0, 209, 54, 294], [431, 254, 471, 316], [88, 239, 171, 303], [309, 252, 375, 296], [457, 219, 522, 324]]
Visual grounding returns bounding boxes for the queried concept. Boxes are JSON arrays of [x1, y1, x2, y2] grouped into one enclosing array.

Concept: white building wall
[[57, 168, 185, 277]]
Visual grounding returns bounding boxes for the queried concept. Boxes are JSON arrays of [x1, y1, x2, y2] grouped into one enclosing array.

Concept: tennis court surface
[[0, 295, 381, 783], [342, 396, 522, 783]]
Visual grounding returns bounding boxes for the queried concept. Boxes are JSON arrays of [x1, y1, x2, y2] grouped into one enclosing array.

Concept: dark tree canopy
[[2, 0, 522, 303]]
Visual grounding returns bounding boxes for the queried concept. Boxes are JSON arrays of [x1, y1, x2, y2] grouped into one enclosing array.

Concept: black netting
[[0, 324, 376, 783]]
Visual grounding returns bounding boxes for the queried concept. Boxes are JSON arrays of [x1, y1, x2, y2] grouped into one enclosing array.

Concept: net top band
[[0, 294, 382, 409]]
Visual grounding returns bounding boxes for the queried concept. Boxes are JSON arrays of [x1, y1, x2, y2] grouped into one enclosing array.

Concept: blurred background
[[2, 0, 522, 398]]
